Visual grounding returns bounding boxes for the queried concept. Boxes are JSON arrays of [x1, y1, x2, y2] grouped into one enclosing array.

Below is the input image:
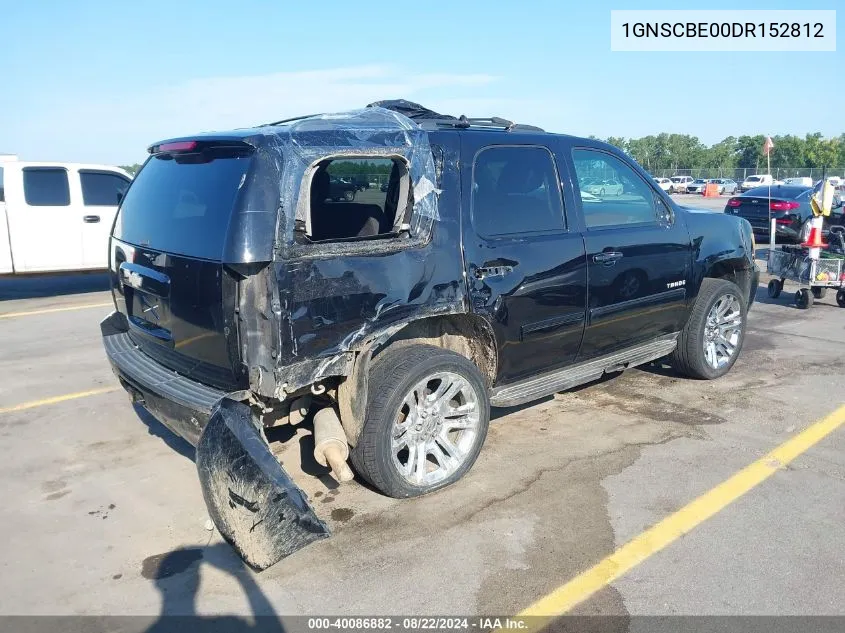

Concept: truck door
[[461, 139, 587, 385], [79, 170, 131, 269], [0, 165, 12, 273], [5, 166, 84, 272], [567, 146, 692, 360]]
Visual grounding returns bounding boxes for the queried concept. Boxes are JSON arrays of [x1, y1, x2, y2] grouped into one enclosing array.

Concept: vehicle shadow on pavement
[[144, 543, 285, 632], [133, 404, 195, 461], [0, 271, 110, 300]]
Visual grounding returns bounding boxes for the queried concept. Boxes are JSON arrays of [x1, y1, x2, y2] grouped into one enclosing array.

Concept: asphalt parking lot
[[1, 193, 844, 626]]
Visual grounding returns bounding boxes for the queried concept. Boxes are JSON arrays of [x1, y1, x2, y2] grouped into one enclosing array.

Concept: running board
[[489, 333, 679, 408]]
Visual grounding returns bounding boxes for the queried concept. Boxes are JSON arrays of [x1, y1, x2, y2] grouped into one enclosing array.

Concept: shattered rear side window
[[267, 106, 440, 248]]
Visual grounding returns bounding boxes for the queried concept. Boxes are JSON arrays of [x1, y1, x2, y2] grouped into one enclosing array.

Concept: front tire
[[671, 278, 747, 379], [350, 344, 490, 498]]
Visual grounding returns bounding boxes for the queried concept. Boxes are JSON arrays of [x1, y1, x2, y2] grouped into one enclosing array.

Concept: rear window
[[746, 176, 761, 182], [80, 171, 130, 206], [744, 185, 809, 199], [23, 168, 70, 206], [114, 149, 252, 260]]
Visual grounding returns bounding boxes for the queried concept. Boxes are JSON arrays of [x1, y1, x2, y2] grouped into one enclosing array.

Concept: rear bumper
[[101, 311, 228, 446], [749, 224, 800, 242], [101, 310, 331, 568]]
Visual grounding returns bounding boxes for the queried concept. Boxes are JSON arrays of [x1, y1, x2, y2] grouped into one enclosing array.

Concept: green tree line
[[598, 133, 844, 172]]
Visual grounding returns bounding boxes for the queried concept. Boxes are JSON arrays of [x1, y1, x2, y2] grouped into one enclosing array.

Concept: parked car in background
[[686, 178, 709, 194], [709, 178, 738, 194], [0, 160, 132, 274], [782, 177, 813, 187], [582, 178, 624, 196], [670, 176, 694, 193], [653, 177, 673, 192], [327, 176, 357, 201], [724, 185, 844, 243], [739, 174, 773, 192]]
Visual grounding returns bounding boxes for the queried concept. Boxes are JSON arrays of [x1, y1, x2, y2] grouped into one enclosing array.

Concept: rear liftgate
[[196, 398, 329, 570]]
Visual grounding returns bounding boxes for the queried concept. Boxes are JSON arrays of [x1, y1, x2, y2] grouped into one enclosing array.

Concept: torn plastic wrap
[[196, 398, 329, 570], [273, 106, 440, 246]]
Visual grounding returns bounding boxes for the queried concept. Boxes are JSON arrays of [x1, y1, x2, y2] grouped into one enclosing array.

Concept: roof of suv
[[149, 100, 614, 155]]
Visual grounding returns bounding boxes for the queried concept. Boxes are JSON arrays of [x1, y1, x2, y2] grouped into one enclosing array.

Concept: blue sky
[[2, 0, 841, 165]]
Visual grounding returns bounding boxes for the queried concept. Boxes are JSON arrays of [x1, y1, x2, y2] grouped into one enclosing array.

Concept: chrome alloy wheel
[[390, 371, 481, 487], [703, 293, 743, 370]]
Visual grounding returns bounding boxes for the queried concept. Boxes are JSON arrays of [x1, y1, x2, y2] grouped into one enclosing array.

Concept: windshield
[[114, 149, 253, 260], [746, 176, 761, 182]]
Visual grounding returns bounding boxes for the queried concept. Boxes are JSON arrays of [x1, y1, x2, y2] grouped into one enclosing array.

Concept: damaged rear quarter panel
[[269, 122, 467, 378], [278, 158, 465, 370]]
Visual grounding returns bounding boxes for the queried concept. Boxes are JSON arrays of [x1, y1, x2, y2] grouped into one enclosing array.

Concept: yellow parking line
[[508, 403, 845, 629], [0, 302, 113, 319], [0, 387, 119, 414]]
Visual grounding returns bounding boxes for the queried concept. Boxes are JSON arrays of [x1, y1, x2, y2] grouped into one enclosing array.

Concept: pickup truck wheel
[[671, 278, 747, 380], [344, 190, 355, 202], [350, 344, 490, 498]]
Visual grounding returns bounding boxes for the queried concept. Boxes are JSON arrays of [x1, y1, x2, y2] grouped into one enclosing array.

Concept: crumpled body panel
[[196, 398, 329, 570]]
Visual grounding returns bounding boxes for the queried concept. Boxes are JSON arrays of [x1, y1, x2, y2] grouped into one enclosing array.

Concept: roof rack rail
[[417, 114, 544, 133], [261, 113, 323, 127]]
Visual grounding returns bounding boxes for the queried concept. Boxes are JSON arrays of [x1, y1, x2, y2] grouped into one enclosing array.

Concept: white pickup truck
[[0, 158, 132, 274]]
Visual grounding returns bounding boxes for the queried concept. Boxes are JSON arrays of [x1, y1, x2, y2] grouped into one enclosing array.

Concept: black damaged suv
[[101, 100, 758, 569]]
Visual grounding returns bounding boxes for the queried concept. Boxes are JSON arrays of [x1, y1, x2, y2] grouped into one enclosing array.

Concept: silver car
[[709, 178, 738, 194], [686, 178, 709, 194]]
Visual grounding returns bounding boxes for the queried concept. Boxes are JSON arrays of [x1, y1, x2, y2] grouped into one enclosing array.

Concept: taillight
[[727, 198, 742, 207], [770, 200, 800, 211], [151, 140, 198, 153], [775, 217, 794, 225]]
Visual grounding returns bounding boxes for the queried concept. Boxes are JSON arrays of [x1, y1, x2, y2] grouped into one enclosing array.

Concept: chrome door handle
[[83, 215, 101, 223], [593, 252, 623, 264], [474, 265, 514, 280]]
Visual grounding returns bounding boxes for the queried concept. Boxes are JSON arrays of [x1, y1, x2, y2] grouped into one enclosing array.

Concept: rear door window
[[114, 149, 252, 260], [471, 145, 565, 237], [80, 171, 130, 206], [23, 168, 70, 206]]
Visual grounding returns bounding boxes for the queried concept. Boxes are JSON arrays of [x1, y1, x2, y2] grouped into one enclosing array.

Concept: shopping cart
[[766, 245, 845, 309]]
